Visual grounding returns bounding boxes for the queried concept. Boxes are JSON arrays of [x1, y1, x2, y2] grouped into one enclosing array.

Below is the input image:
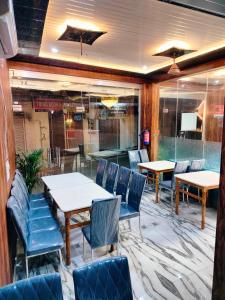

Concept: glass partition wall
[[10, 70, 140, 179], [159, 69, 224, 172]]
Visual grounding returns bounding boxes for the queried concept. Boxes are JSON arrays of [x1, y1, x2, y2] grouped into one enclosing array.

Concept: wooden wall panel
[[0, 59, 16, 286], [141, 83, 159, 161]]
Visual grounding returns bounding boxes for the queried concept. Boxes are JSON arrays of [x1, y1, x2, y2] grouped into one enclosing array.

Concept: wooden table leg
[[201, 189, 207, 230], [155, 172, 160, 203], [65, 213, 71, 265], [175, 179, 180, 215]]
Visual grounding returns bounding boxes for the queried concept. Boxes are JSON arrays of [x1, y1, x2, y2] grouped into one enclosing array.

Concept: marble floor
[[15, 190, 217, 300]]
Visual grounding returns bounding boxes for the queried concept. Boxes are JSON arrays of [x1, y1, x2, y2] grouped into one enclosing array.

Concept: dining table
[[42, 172, 113, 265], [138, 160, 175, 203], [175, 170, 220, 229]]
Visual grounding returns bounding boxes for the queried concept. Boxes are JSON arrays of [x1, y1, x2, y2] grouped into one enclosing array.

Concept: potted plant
[[16, 149, 43, 193]]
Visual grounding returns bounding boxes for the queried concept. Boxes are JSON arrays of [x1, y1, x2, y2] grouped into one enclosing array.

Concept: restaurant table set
[[138, 159, 219, 229]]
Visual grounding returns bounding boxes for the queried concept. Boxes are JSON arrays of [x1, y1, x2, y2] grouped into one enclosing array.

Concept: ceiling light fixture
[[58, 25, 106, 56], [51, 47, 59, 53], [101, 96, 118, 109], [153, 47, 196, 75]]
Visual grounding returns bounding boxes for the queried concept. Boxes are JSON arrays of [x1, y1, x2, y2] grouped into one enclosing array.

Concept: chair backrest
[[172, 160, 189, 187], [90, 197, 120, 249], [128, 150, 140, 172], [116, 166, 131, 202], [139, 149, 149, 163], [189, 159, 205, 172], [11, 184, 29, 214], [73, 256, 133, 300], [15, 169, 29, 194], [7, 196, 28, 249], [96, 159, 107, 186], [105, 162, 119, 193], [0, 273, 63, 300], [78, 144, 85, 157], [128, 172, 146, 212]]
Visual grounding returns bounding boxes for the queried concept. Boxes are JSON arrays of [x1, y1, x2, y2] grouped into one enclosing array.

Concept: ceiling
[[13, 0, 49, 55], [37, 0, 225, 74]]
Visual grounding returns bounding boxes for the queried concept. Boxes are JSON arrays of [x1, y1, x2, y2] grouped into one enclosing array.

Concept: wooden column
[[212, 103, 225, 299], [141, 83, 159, 161], [0, 59, 16, 286]]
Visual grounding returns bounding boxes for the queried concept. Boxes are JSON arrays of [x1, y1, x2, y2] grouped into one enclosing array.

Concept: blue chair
[[105, 162, 119, 193], [115, 166, 131, 202], [82, 197, 121, 259], [11, 185, 53, 220], [0, 273, 63, 300], [159, 161, 189, 209], [7, 196, 64, 278], [128, 150, 140, 173], [15, 169, 46, 202], [73, 256, 133, 300], [96, 159, 107, 187], [119, 172, 146, 236], [13, 175, 49, 210], [186, 159, 205, 204]]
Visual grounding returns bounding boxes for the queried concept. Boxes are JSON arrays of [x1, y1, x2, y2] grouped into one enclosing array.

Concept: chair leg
[[139, 215, 143, 241], [186, 187, 190, 207], [25, 256, 29, 278], [59, 250, 67, 282], [83, 235, 85, 258], [171, 191, 174, 212], [128, 219, 131, 231]]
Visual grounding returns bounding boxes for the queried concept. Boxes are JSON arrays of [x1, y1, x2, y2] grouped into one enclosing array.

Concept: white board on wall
[[181, 113, 197, 131]]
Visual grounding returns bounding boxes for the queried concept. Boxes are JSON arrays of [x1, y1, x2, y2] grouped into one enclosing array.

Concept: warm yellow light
[[213, 69, 225, 77], [101, 96, 118, 108], [58, 19, 100, 35], [157, 40, 190, 53]]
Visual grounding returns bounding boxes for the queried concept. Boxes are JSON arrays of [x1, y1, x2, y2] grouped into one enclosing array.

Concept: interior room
[[1, 1, 225, 299]]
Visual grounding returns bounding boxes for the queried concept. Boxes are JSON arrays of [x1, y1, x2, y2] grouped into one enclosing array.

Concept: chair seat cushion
[[28, 207, 52, 220], [27, 229, 64, 256], [119, 203, 139, 221], [160, 180, 172, 189], [82, 225, 91, 244], [29, 193, 45, 202], [29, 199, 49, 209], [28, 217, 59, 233]]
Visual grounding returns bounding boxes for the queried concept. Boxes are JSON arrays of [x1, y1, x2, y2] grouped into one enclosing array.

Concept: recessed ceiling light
[[142, 65, 148, 71], [62, 81, 71, 86], [51, 47, 59, 53], [214, 80, 220, 84]]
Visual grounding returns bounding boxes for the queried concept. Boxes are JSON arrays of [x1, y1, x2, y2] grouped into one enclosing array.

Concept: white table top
[[64, 147, 80, 154], [138, 160, 175, 172], [42, 172, 93, 190], [175, 170, 220, 188], [50, 182, 113, 212]]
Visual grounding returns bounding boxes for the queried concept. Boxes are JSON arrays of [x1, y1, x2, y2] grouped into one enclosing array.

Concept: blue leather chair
[[186, 159, 205, 204], [7, 196, 64, 278], [0, 273, 63, 300], [15, 169, 46, 202], [159, 161, 189, 210], [73, 256, 133, 300], [96, 159, 107, 187], [105, 162, 119, 193], [128, 150, 140, 173], [82, 197, 121, 259], [139, 149, 155, 187], [115, 166, 131, 202], [11, 184, 53, 220], [119, 172, 146, 236], [13, 175, 49, 210]]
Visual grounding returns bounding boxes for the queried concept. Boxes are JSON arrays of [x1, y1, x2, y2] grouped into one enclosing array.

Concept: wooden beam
[[8, 55, 145, 84], [141, 83, 159, 161], [212, 102, 225, 299]]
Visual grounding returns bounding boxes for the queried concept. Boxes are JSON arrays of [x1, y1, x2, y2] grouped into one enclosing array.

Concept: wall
[[0, 59, 16, 286]]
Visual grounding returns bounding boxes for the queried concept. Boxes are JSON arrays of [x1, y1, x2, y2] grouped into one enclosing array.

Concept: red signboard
[[33, 99, 64, 111]]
